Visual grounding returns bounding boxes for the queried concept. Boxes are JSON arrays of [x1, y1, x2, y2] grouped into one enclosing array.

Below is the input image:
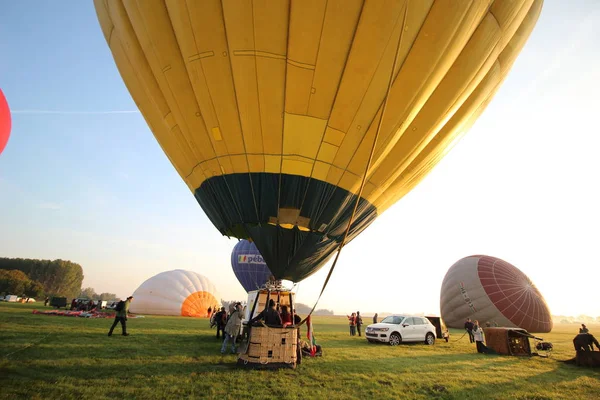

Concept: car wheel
[[425, 332, 435, 345], [389, 333, 401, 346]]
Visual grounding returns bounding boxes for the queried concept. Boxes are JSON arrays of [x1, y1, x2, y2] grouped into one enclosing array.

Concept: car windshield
[[381, 316, 405, 324]]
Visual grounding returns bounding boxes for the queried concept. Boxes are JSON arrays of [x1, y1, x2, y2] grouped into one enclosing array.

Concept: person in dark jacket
[[373, 313, 378, 324], [355, 311, 363, 337], [108, 296, 133, 336], [573, 333, 600, 352], [464, 318, 475, 343], [215, 307, 227, 339], [250, 299, 282, 326], [293, 309, 302, 326]]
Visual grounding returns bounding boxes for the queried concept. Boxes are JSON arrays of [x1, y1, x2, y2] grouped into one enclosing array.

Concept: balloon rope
[[300, 5, 408, 324]]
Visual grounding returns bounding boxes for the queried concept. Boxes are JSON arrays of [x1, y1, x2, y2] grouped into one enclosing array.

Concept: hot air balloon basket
[[238, 326, 297, 369]]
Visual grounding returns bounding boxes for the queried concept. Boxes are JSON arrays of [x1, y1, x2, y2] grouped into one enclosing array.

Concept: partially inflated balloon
[[0, 89, 11, 155], [440, 255, 552, 333], [95, 0, 543, 282], [130, 270, 220, 317], [231, 240, 272, 292]]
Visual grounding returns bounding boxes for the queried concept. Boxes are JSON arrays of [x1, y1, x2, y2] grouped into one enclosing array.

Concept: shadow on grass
[[4, 331, 229, 361]]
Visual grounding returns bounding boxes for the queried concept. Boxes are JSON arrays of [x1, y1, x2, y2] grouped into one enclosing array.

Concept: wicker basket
[[238, 325, 297, 369]]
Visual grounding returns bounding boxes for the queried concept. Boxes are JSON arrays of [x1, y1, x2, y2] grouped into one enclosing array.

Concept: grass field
[[1, 302, 598, 399]]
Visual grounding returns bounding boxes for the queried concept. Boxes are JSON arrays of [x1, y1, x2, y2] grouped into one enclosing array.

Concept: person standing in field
[[373, 313, 378, 324], [355, 311, 363, 337], [472, 320, 488, 353], [464, 318, 475, 343], [215, 307, 227, 339], [221, 303, 243, 354], [347, 312, 356, 336], [108, 296, 133, 337]]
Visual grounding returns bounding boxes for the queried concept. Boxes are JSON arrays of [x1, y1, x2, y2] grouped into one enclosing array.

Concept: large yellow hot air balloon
[[95, 0, 543, 282]]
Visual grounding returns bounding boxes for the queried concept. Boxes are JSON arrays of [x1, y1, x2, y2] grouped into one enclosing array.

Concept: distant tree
[[314, 308, 334, 316], [79, 287, 98, 300], [0, 258, 84, 298], [576, 315, 593, 323], [98, 292, 118, 301], [0, 269, 30, 295], [0, 269, 45, 300], [24, 280, 45, 300]]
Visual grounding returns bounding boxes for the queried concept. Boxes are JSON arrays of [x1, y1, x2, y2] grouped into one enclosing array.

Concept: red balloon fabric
[[0, 89, 11, 155], [440, 255, 553, 333]]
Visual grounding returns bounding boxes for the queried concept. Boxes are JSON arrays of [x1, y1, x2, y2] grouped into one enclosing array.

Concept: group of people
[[248, 299, 302, 328], [213, 299, 303, 354], [464, 317, 492, 353], [346, 311, 364, 336]]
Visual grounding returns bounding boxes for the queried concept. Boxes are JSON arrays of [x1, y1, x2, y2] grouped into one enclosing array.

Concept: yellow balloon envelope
[[95, 0, 543, 282]]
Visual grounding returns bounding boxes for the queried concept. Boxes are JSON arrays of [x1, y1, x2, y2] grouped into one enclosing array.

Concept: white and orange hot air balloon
[[129, 270, 221, 317]]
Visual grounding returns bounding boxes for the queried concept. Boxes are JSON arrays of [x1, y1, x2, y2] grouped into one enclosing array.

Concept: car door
[[414, 317, 428, 340], [401, 317, 417, 340]]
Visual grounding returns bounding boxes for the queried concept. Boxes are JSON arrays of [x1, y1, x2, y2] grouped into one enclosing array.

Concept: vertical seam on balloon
[[134, 0, 209, 163], [299, 0, 367, 228], [295, 0, 348, 229], [180, 1, 236, 165], [159, 1, 227, 179], [113, 2, 197, 179], [249, 0, 265, 166], [380, 12, 504, 198], [306, 0, 328, 114], [219, 0, 262, 226], [127, 1, 205, 173], [276, 0, 294, 226], [364, 2, 482, 197], [162, 2, 237, 231], [302, 2, 408, 323], [320, 1, 410, 238], [326, 0, 435, 215]]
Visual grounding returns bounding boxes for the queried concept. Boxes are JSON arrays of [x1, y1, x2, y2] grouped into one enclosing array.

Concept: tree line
[[0, 269, 45, 299], [0, 257, 84, 299], [79, 287, 119, 302]]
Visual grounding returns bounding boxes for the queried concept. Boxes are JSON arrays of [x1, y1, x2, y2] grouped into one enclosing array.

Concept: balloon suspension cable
[[300, 8, 407, 324]]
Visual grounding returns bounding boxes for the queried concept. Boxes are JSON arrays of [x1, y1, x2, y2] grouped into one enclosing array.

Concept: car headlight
[[379, 328, 389, 332]]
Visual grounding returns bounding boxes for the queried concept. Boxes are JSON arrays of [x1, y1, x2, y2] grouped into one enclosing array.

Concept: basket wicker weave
[[238, 325, 297, 369]]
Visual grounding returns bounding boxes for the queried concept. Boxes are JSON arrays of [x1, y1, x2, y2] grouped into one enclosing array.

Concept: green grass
[[1, 302, 598, 399]]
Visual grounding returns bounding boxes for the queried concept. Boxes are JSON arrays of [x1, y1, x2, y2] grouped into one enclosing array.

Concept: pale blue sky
[[1, 1, 598, 318]]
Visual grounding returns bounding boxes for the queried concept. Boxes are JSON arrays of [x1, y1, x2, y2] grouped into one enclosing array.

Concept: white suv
[[365, 315, 437, 345]]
